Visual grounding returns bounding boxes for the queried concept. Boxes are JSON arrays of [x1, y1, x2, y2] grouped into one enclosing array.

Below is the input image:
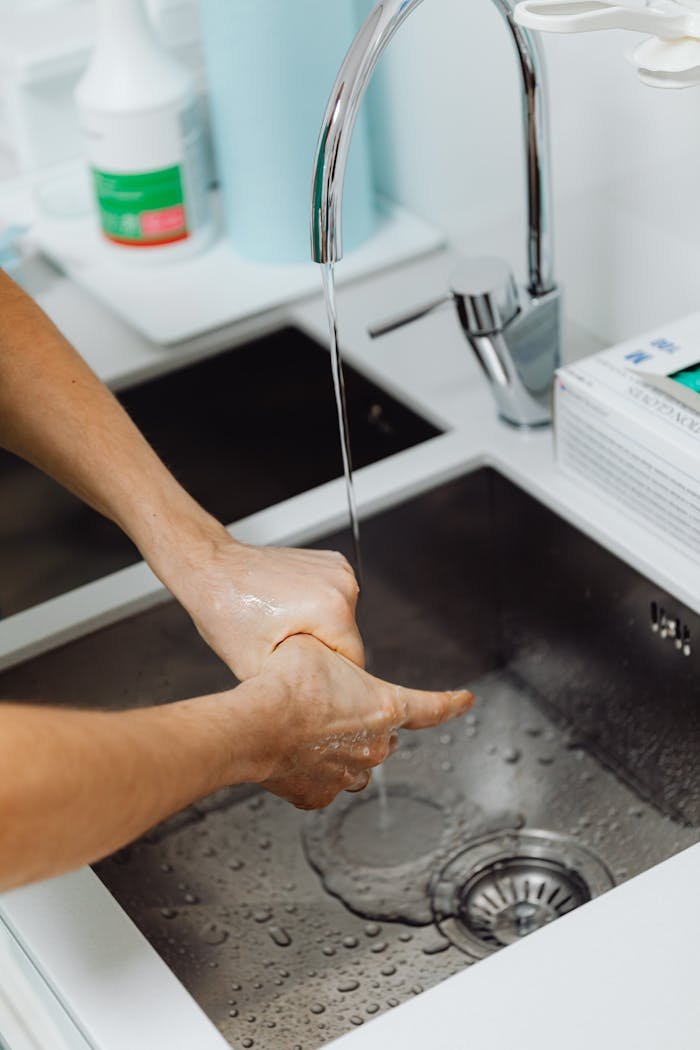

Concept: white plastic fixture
[[515, 0, 700, 88]]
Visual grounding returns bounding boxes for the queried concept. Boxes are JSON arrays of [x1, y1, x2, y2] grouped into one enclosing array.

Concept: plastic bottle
[[75, 0, 213, 259]]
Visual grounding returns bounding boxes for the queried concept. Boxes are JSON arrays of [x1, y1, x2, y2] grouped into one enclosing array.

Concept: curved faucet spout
[[311, 0, 555, 298]]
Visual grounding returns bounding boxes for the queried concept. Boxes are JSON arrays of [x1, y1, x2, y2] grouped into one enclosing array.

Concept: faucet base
[[457, 277, 561, 429]]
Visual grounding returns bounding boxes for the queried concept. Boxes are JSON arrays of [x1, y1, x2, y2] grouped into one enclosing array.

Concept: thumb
[[394, 684, 475, 731]]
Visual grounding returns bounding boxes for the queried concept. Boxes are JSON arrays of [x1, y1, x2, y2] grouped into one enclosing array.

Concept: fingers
[[345, 769, 372, 793], [393, 685, 475, 731]]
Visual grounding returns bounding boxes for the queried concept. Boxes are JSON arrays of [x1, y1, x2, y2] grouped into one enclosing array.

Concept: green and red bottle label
[[92, 165, 189, 247]]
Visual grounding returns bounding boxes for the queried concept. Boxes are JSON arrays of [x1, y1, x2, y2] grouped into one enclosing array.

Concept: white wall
[[361, 0, 700, 346]]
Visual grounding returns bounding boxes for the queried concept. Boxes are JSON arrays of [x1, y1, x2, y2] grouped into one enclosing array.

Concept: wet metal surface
[[1, 468, 698, 1048], [94, 673, 697, 1049]]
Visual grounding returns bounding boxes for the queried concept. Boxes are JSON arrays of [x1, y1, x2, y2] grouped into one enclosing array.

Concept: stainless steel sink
[[0, 468, 697, 1049], [0, 327, 440, 618]]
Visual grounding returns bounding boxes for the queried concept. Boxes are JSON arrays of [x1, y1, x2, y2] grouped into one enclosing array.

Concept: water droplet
[[364, 923, 381, 938], [269, 926, 291, 947], [366, 1003, 380, 1015], [246, 1014, 256, 1023], [285, 904, 297, 914], [228, 1008, 238, 1018], [387, 997, 399, 1007], [266, 1021, 276, 1029], [248, 796, 264, 811], [338, 979, 360, 993], [160, 863, 173, 873], [322, 945, 336, 956], [537, 754, 554, 765], [439, 733, 452, 745], [228, 859, 244, 871], [503, 747, 521, 764], [399, 932, 413, 942], [242, 1039, 254, 1049], [440, 761, 452, 772], [199, 922, 228, 945], [160, 907, 177, 920], [231, 983, 242, 991], [350, 1016, 364, 1026], [412, 984, 424, 995], [370, 941, 388, 954], [258, 837, 271, 850], [183, 892, 198, 905], [278, 969, 290, 978], [310, 1003, 325, 1015], [342, 935, 359, 948], [380, 964, 396, 976], [421, 933, 451, 955], [253, 909, 272, 923]]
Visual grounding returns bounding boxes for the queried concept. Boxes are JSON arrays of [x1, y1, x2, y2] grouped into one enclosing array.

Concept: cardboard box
[[555, 314, 700, 558]]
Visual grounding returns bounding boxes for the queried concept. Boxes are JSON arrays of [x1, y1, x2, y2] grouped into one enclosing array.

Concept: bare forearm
[[0, 271, 227, 568], [0, 688, 267, 892]]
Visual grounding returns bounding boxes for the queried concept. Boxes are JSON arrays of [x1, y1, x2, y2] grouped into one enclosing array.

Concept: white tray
[[33, 195, 444, 346]]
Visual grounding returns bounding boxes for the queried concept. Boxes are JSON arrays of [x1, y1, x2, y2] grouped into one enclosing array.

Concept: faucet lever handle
[[449, 257, 521, 336], [368, 292, 454, 340]]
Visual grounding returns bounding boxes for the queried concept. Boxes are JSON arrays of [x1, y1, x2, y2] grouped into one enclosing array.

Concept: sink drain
[[431, 829, 615, 959]]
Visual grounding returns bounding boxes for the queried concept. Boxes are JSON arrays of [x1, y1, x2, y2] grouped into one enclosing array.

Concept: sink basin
[[0, 327, 441, 618], [0, 468, 697, 1048]]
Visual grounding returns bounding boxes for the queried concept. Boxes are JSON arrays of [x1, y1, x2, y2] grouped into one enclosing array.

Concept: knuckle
[[294, 797, 318, 812], [333, 550, 353, 572], [371, 740, 390, 765], [318, 784, 340, 809], [331, 587, 353, 615], [379, 692, 399, 727], [370, 733, 392, 761]]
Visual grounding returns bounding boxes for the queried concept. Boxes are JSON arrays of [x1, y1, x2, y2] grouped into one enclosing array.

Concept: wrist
[[134, 494, 238, 599], [211, 675, 290, 786]]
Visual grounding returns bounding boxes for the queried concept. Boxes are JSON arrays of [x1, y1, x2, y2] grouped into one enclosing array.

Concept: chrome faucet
[[311, 0, 562, 428]]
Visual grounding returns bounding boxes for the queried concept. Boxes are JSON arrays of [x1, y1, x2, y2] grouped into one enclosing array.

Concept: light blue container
[[200, 0, 378, 264]]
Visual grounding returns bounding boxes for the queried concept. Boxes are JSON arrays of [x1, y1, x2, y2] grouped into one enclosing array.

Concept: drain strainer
[[431, 829, 615, 959]]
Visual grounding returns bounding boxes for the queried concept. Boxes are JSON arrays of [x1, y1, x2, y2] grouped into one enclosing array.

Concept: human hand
[[245, 635, 474, 810], [163, 525, 364, 680]]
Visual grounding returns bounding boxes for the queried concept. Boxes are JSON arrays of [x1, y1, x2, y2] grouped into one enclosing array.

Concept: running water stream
[[322, 263, 389, 821]]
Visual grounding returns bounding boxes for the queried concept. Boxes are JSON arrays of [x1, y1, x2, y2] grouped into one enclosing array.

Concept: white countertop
[[1, 248, 699, 1049]]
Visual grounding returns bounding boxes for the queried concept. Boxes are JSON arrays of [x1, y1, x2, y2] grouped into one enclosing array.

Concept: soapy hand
[[166, 527, 364, 680], [246, 635, 475, 810]]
